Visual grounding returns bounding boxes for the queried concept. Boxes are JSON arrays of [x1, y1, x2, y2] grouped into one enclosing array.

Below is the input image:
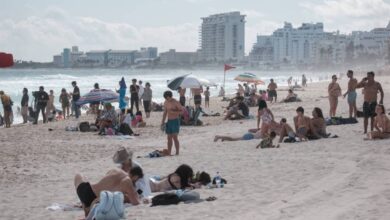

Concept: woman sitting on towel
[[282, 89, 298, 102], [366, 104, 390, 140], [309, 107, 329, 139]]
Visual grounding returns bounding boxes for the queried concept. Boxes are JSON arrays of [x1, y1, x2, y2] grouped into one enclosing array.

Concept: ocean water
[[0, 68, 331, 124]]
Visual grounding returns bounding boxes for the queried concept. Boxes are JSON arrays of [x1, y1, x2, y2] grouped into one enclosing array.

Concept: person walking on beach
[[21, 88, 29, 124], [204, 87, 210, 108], [59, 88, 70, 118], [71, 81, 81, 119], [161, 91, 182, 155], [343, 70, 358, 118], [34, 86, 49, 124], [328, 75, 342, 117], [178, 87, 186, 106], [142, 82, 152, 118], [267, 79, 278, 103], [356, 71, 384, 134], [0, 90, 12, 128], [130, 78, 140, 114], [46, 90, 55, 118], [302, 74, 307, 87]]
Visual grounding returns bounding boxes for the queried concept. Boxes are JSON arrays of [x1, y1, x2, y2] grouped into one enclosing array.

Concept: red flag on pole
[[224, 64, 236, 72], [0, 52, 14, 68]]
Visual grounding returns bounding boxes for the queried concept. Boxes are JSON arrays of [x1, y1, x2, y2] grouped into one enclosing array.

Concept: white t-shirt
[[135, 174, 152, 198], [138, 85, 144, 99]]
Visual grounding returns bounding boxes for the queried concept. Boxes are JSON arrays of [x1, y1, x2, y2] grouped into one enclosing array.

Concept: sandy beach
[[1, 75, 390, 220]]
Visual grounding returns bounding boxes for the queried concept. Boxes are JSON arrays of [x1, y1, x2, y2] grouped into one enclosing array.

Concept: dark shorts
[[268, 90, 277, 98], [166, 118, 180, 135], [363, 101, 377, 118], [3, 105, 12, 112], [242, 133, 254, 140], [180, 96, 186, 106], [90, 101, 100, 105], [76, 182, 97, 208], [143, 100, 151, 113], [194, 95, 202, 105]]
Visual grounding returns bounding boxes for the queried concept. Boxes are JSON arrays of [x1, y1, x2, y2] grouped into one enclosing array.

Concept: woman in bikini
[[309, 107, 328, 139], [328, 75, 342, 117], [366, 104, 390, 140], [149, 164, 194, 192], [257, 100, 276, 138]]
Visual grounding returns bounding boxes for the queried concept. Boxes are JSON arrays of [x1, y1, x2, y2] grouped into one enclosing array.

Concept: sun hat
[[113, 147, 133, 164]]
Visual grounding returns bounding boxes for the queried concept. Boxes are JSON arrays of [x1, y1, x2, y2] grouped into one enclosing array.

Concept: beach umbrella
[[167, 74, 215, 90], [234, 72, 265, 85], [76, 89, 119, 106]]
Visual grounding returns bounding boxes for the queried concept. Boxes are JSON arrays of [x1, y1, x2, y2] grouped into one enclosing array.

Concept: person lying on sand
[[256, 131, 279, 149], [74, 169, 140, 216], [113, 147, 141, 173], [214, 129, 262, 142], [365, 104, 390, 140]]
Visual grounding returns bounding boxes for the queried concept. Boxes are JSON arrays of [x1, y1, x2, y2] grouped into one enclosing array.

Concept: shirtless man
[[192, 86, 203, 109], [161, 91, 183, 155], [74, 169, 140, 216], [328, 75, 342, 117], [178, 87, 186, 106], [294, 106, 311, 141], [356, 71, 384, 133], [268, 79, 278, 103], [343, 70, 358, 118]]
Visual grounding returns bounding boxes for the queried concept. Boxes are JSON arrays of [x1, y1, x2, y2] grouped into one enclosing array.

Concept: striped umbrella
[[234, 72, 265, 85], [76, 89, 119, 106]]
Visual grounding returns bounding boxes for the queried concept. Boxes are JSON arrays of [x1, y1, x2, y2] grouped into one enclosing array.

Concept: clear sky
[[1, 0, 389, 62]]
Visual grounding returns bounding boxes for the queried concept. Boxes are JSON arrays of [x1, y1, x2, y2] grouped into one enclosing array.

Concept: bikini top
[[167, 174, 179, 190], [261, 109, 273, 124]]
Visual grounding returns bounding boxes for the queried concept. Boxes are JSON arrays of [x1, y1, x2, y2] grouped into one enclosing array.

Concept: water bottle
[[175, 189, 184, 197], [215, 172, 221, 188]]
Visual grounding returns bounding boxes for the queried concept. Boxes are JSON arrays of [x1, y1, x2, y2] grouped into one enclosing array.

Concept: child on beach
[[204, 87, 210, 108], [256, 131, 279, 149], [294, 107, 310, 141]]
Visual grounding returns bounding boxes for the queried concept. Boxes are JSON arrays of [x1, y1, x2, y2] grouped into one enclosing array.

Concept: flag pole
[[223, 70, 226, 98]]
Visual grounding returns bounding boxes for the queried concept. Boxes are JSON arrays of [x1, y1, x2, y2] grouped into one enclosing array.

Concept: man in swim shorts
[[343, 70, 358, 118], [267, 79, 278, 103], [192, 86, 203, 109], [356, 71, 384, 133], [161, 90, 183, 155]]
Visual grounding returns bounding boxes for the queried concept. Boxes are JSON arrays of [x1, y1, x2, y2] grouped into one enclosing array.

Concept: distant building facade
[[159, 49, 198, 65], [200, 11, 246, 62]]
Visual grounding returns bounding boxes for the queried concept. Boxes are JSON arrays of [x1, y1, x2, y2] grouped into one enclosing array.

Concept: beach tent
[[76, 89, 119, 106], [0, 52, 14, 68], [167, 74, 215, 90], [234, 72, 265, 85]]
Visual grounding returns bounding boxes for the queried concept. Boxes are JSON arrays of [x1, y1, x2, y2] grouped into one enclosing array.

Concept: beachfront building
[[159, 49, 198, 65], [249, 21, 390, 68], [107, 50, 138, 67], [199, 11, 246, 62], [62, 48, 71, 68], [85, 50, 107, 67]]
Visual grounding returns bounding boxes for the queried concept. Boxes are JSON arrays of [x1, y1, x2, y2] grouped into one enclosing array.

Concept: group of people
[[75, 147, 210, 217]]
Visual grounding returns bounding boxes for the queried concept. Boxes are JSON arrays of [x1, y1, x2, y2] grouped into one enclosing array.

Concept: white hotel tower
[[200, 12, 246, 62]]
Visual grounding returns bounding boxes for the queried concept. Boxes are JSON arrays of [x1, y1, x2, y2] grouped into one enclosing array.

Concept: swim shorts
[[268, 90, 277, 98], [297, 127, 307, 136], [242, 133, 254, 140], [347, 91, 357, 104], [194, 95, 202, 105], [363, 101, 377, 118], [166, 118, 180, 135], [76, 182, 97, 208], [179, 96, 186, 106]]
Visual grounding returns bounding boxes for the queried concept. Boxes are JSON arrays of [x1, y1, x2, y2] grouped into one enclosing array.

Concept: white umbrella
[[167, 74, 215, 89]]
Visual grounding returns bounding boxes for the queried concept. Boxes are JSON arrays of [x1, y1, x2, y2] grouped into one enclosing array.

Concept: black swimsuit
[[76, 182, 97, 208], [167, 174, 179, 190]]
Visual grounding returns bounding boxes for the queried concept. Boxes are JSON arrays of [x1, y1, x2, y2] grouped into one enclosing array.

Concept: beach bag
[[79, 121, 90, 132], [151, 193, 180, 207], [119, 123, 133, 135], [90, 191, 125, 220]]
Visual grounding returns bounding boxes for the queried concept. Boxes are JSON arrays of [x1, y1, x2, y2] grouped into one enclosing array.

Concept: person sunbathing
[[224, 96, 249, 120], [282, 89, 298, 102], [97, 103, 117, 135], [214, 129, 262, 142], [309, 107, 329, 139], [74, 169, 140, 216], [278, 118, 296, 143], [257, 100, 275, 137], [148, 164, 194, 192], [365, 104, 390, 140], [294, 106, 311, 141], [113, 147, 141, 173]]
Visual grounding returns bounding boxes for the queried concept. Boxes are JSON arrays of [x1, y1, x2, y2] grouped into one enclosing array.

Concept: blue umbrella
[[76, 89, 119, 106]]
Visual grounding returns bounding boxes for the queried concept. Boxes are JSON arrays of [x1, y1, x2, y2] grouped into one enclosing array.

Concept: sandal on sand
[[206, 196, 217, 202]]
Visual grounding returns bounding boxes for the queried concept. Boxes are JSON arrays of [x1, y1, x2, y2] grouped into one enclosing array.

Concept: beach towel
[[326, 117, 358, 126]]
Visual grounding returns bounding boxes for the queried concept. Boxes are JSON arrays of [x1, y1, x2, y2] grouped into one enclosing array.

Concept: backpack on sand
[[87, 191, 125, 220], [151, 193, 180, 207], [79, 121, 90, 132]]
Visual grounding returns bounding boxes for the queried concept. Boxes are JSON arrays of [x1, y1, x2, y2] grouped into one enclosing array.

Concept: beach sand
[[1, 75, 390, 220]]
